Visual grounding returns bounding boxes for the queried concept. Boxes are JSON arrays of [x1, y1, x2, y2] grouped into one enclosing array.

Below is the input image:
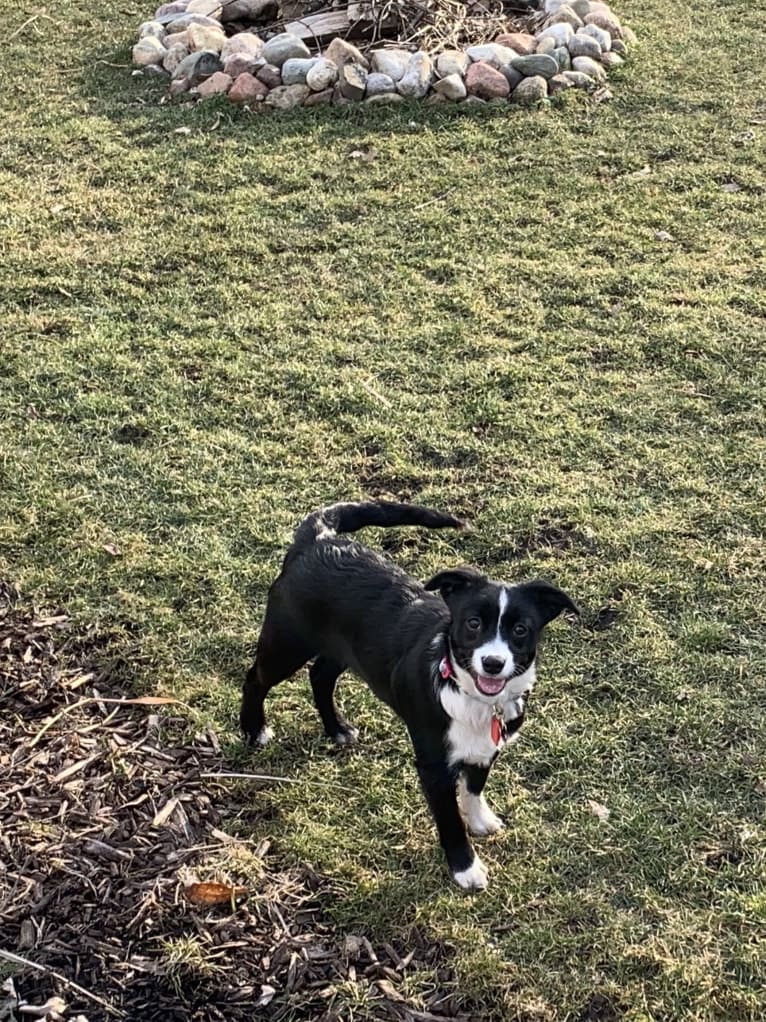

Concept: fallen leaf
[[103, 543, 121, 557], [174, 126, 192, 135], [593, 86, 613, 104], [256, 984, 277, 1007], [18, 995, 67, 1018], [185, 881, 248, 906], [348, 147, 376, 162], [586, 799, 610, 821], [375, 978, 406, 1002]]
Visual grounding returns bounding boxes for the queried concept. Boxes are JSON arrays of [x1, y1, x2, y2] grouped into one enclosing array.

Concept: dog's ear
[[520, 580, 580, 625], [424, 567, 486, 604]]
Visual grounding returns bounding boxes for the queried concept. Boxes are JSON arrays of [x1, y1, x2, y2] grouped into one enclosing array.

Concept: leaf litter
[[0, 581, 475, 1022]]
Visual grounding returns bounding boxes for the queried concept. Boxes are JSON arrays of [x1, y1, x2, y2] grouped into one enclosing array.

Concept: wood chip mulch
[[0, 581, 474, 1022]]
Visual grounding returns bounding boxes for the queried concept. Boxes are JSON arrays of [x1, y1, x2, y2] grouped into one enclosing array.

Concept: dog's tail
[[291, 501, 466, 553]]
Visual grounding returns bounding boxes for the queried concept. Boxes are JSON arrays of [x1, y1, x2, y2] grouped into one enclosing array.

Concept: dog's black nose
[[481, 656, 505, 676]]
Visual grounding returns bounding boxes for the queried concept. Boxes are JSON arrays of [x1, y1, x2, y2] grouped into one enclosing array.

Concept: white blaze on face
[[471, 587, 514, 680]]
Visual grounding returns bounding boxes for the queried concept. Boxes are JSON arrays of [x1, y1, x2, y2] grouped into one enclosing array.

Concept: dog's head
[[424, 568, 579, 700]]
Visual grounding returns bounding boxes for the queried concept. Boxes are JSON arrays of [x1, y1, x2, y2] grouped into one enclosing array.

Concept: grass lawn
[[1, 0, 765, 1017]]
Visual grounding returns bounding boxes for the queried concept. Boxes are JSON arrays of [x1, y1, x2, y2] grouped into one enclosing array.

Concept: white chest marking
[[440, 664, 535, 767]]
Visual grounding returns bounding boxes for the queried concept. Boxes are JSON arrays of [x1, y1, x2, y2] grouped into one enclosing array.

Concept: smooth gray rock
[[281, 57, 317, 85], [501, 66, 524, 90], [572, 54, 607, 80], [305, 57, 338, 91], [155, 1, 189, 16], [436, 49, 469, 77], [562, 69, 596, 89], [156, 11, 219, 28], [264, 83, 309, 108], [223, 52, 259, 78], [548, 73, 573, 94], [585, 10, 623, 38], [261, 33, 310, 67], [171, 48, 222, 83], [138, 20, 166, 39], [365, 92, 404, 104], [536, 36, 557, 55], [133, 37, 168, 66], [568, 32, 602, 58], [163, 42, 189, 73], [547, 4, 583, 28], [601, 50, 624, 69], [582, 22, 612, 51], [433, 72, 467, 100], [537, 22, 573, 47], [256, 63, 282, 88], [186, 0, 221, 14], [553, 45, 572, 71], [465, 43, 516, 68], [339, 61, 368, 100], [397, 51, 432, 98], [325, 38, 369, 69], [221, 32, 263, 60], [304, 87, 333, 105], [511, 53, 559, 79], [220, 0, 273, 20], [370, 48, 411, 81], [512, 75, 548, 103], [365, 72, 396, 97]]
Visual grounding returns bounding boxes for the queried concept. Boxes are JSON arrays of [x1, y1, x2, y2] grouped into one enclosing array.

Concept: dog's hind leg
[[240, 609, 314, 746], [309, 656, 358, 745]]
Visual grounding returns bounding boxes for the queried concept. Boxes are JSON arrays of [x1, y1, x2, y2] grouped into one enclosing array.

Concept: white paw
[[334, 726, 359, 746], [452, 855, 488, 891], [255, 726, 274, 747], [458, 787, 504, 837], [468, 804, 504, 837]]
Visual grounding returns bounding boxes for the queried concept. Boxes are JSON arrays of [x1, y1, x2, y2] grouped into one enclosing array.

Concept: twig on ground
[[0, 950, 125, 1018]]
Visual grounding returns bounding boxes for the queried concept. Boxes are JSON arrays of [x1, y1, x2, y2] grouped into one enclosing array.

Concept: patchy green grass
[[1, 0, 765, 1017]]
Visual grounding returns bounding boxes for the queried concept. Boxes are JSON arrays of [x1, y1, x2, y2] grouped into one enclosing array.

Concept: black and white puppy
[[240, 501, 578, 891]]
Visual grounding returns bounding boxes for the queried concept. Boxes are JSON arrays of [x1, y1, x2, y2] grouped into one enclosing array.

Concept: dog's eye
[[466, 617, 482, 631], [512, 623, 529, 639]]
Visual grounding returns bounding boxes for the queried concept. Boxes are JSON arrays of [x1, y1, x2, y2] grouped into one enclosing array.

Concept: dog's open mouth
[[474, 674, 507, 697]]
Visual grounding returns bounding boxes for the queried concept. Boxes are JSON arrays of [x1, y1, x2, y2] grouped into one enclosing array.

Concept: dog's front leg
[[458, 765, 504, 836], [414, 757, 488, 891]]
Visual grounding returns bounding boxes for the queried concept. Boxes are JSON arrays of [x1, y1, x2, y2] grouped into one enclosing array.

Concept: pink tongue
[[476, 675, 505, 696]]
